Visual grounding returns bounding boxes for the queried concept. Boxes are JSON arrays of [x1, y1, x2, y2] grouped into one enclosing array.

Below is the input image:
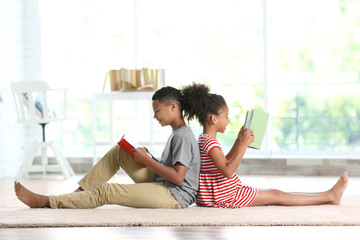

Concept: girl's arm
[[225, 127, 246, 161], [132, 148, 187, 185], [210, 130, 254, 178]]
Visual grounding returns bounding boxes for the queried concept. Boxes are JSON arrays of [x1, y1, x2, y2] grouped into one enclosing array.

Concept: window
[[39, 0, 360, 158], [268, 0, 360, 156]]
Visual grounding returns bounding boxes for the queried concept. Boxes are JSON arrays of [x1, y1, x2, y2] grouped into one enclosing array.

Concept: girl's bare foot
[[328, 172, 349, 205], [14, 181, 50, 208]]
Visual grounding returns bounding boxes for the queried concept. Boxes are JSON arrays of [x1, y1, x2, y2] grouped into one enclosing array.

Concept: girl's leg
[[287, 190, 330, 195], [78, 145, 157, 190], [249, 172, 348, 207]]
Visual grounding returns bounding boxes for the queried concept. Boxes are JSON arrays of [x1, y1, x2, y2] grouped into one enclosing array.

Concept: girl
[[181, 83, 348, 208]]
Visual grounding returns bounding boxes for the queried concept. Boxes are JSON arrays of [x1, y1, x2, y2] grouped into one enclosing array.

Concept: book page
[[119, 134, 158, 162], [123, 134, 141, 148], [245, 109, 254, 129]]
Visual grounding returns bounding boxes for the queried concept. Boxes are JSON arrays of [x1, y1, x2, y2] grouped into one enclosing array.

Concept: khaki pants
[[49, 145, 182, 209]]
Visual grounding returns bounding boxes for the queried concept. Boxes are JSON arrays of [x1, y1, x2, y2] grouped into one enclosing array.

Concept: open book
[[117, 134, 157, 167], [244, 109, 270, 150]]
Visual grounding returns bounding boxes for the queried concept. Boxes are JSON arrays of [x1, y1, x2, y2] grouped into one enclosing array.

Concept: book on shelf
[[103, 68, 166, 92], [117, 134, 157, 167], [243, 108, 270, 150]]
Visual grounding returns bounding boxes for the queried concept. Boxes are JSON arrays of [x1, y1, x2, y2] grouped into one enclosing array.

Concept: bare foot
[[328, 172, 349, 205], [14, 181, 50, 208], [74, 186, 84, 192]]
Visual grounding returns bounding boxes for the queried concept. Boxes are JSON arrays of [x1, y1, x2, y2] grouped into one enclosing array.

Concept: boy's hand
[[131, 147, 151, 165], [240, 129, 255, 147]]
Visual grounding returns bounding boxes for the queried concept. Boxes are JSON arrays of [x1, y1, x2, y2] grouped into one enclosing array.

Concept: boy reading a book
[[14, 86, 201, 209]]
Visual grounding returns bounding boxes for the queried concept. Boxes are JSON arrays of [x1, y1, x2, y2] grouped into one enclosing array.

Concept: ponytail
[[181, 83, 227, 126]]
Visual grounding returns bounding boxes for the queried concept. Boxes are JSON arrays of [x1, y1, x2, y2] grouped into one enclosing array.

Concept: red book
[[117, 134, 147, 167]]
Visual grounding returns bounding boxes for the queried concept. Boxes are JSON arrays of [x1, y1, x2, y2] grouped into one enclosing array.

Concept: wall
[[238, 158, 360, 176], [53, 156, 360, 176], [0, 0, 42, 178], [0, 1, 357, 178]]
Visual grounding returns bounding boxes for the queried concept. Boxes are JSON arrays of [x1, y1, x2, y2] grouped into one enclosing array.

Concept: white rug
[[1, 195, 360, 227], [2, 176, 359, 227]]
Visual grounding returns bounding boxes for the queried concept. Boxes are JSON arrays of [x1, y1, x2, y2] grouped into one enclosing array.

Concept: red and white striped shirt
[[196, 134, 258, 208]]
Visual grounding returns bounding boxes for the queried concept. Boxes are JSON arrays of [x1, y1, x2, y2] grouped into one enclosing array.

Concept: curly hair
[[181, 82, 227, 126]]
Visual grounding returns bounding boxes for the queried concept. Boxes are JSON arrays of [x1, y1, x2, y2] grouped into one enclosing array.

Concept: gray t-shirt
[[156, 126, 201, 208]]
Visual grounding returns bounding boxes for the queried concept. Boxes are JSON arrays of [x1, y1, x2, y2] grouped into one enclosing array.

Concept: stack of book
[[103, 68, 165, 92]]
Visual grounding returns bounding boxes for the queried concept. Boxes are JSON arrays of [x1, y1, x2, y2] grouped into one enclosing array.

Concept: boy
[[14, 86, 201, 209]]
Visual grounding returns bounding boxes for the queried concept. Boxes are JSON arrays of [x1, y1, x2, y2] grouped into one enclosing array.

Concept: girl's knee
[[252, 189, 284, 206], [270, 189, 284, 198]]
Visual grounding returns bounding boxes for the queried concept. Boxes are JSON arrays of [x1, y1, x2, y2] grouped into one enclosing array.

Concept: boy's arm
[[132, 148, 187, 185]]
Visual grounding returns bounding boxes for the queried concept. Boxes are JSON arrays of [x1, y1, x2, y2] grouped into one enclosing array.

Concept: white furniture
[[92, 91, 155, 165], [10, 81, 75, 179]]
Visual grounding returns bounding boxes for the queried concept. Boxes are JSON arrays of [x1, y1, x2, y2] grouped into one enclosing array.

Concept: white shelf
[[91, 91, 155, 165]]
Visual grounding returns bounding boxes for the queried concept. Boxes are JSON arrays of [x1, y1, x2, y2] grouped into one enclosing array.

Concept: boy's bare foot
[[14, 181, 50, 208], [74, 187, 84, 192], [328, 172, 348, 205]]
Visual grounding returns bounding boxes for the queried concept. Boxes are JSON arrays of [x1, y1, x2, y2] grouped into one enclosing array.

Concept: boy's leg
[[78, 145, 157, 190], [49, 181, 182, 209]]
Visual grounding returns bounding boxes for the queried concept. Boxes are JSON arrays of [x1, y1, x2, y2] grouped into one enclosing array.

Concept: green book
[[244, 109, 270, 150]]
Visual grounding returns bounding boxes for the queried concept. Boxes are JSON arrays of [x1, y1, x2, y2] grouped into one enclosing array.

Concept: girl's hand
[[240, 129, 255, 147], [237, 126, 246, 140]]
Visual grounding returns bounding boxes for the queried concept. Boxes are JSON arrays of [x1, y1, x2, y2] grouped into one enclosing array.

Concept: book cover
[[243, 109, 269, 150], [117, 134, 147, 167]]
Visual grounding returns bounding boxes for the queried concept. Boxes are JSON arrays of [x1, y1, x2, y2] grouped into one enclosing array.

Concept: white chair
[[10, 81, 75, 179]]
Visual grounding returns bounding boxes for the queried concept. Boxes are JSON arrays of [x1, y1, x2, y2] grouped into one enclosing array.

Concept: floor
[[1, 174, 360, 240], [2, 226, 360, 240]]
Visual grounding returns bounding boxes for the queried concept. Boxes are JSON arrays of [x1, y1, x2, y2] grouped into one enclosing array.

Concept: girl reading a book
[[181, 83, 348, 208], [15, 86, 201, 209]]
